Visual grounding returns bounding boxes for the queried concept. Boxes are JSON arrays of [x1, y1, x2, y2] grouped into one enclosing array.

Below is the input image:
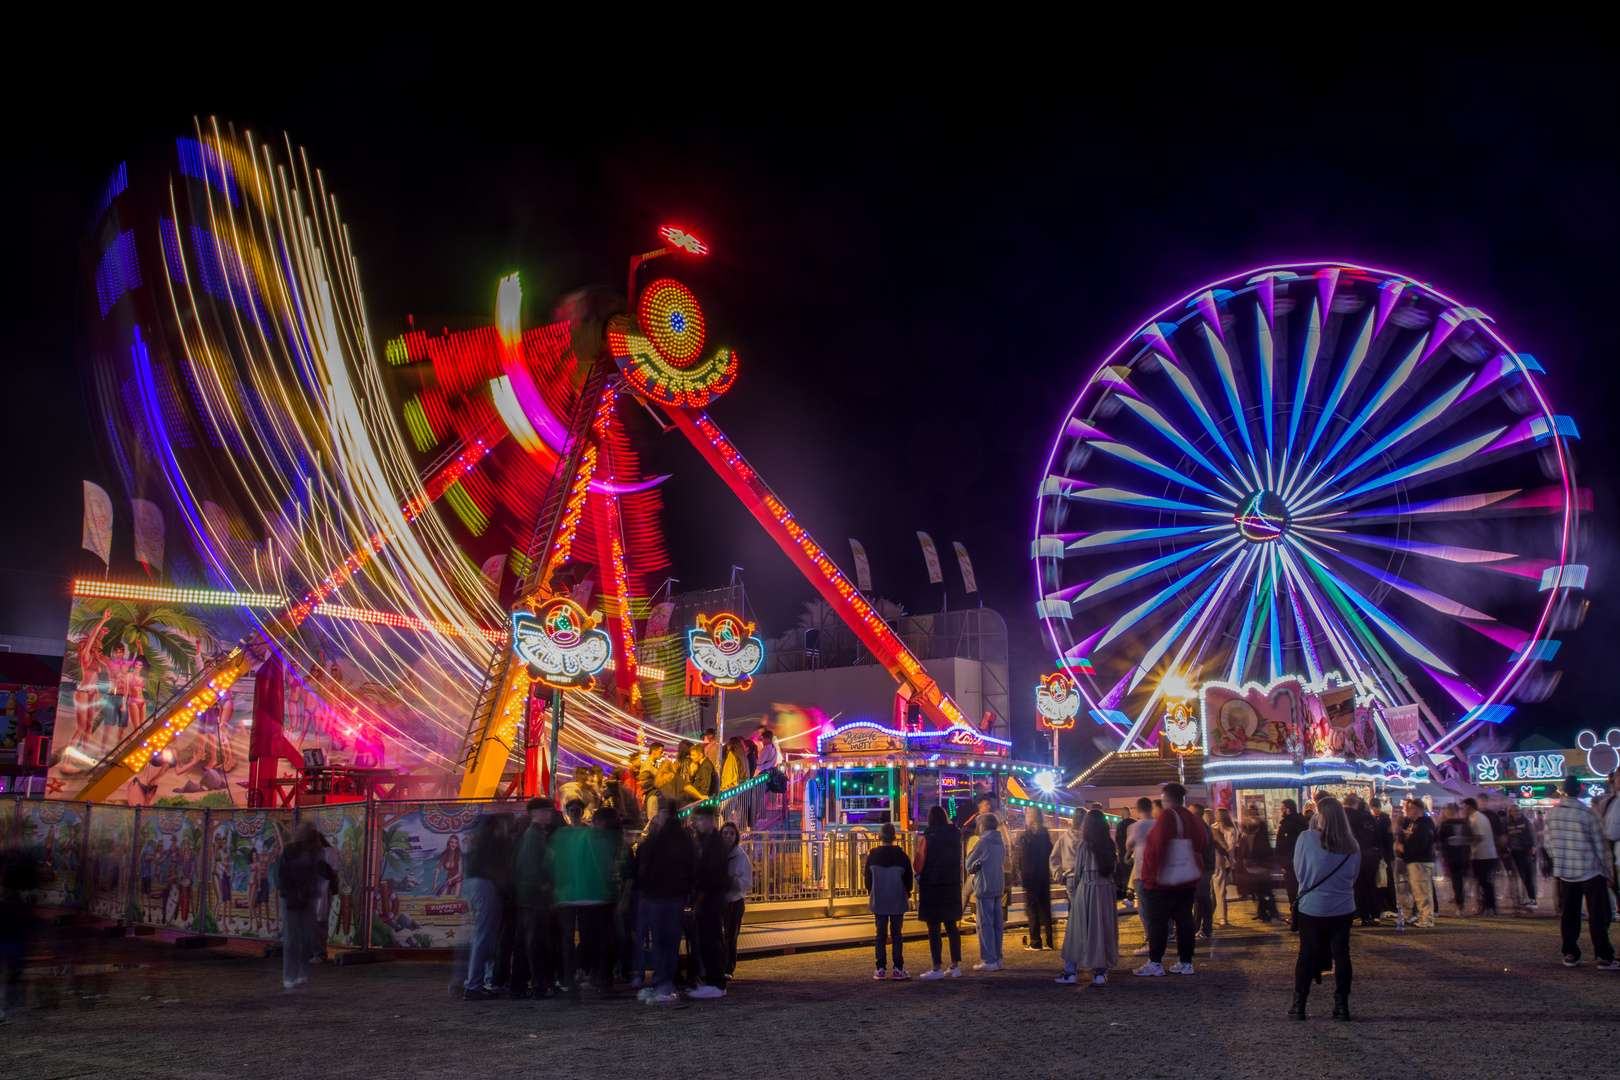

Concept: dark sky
[[5, 33, 1617, 764]]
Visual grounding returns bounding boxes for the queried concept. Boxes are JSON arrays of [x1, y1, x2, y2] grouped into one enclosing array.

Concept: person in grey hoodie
[[965, 815, 1007, 971], [865, 822, 915, 979]]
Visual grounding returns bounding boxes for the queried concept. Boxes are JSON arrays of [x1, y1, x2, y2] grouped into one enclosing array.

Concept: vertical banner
[[371, 801, 486, 949], [916, 532, 943, 584], [300, 804, 368, 947], [480, 554, 505, 598], [133, 806, 207, 930], [1382, 703, 1421, 745], [204, 808, 293, 939], [84, 803, 137, 921], [848, 539, 873, 592], [82, 481, 113, 565], [131, 498, 165, 571], [19, 800, 86, 908], [952, 542, 978, 594], [645, 602, 675, 640]]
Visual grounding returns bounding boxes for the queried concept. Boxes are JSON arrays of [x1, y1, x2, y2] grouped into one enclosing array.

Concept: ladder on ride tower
[[455, 353, 617, 776]]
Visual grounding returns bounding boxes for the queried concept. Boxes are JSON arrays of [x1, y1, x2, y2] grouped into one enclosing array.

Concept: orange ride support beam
[[666, 407, 971, 731]]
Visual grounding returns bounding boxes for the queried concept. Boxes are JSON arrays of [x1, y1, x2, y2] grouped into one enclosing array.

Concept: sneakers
[[1024, 944, 1045, 951], [874, 968, 887, 980], [462, 987, 494, 1001], [644, 991, 680, 1004], [1194, 931, 1210, 941], [1133, 946, 1152, 956], [892, 970, 910, 980], [1597, 959, 1620, 971], [1525, 900, 1540, 909], [1416, 919, 1435, 928], [919, 968, 946, 980], [636, 986, 657, 1001], [1564, 956, 1581, 967], [1092, 973, 1108, 986], [688, 985, 726, 999], [972, 961, 1001, 972], [946, 965, 962, 978], [1053, 972, 1077, 985], [1169, 961, 1195, 975], [1132, 962, 1165, 977]]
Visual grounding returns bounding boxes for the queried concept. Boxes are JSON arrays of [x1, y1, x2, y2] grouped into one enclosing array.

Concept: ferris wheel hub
[[1234, 490, 1290, 542]]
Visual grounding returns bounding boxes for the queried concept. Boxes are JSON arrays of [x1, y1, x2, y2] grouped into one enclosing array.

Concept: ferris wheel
[[1033, 263, 1587, 759]]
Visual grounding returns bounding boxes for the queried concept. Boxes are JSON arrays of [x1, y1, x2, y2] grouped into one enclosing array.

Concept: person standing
[[1020, 808, 1055, 951], [965, 814, 1007, 971], [1463, 799, 1499, 915], [1055, 808, 1119, 986], [1288, 797, 1361, 1021], [1438, 805, 1473, 916], [1194, 808, 1217, 941], [636, 798, 696, 1004], [1503, 803, 1540, 909], [680, 741, 717, 811], [513, 798, 555, 999], [754, 728, 781, 825], [916, 806, 964, 979], [276, 823, 335, 991], [460, 813, 516, 999], [1125, 798, 1156, 956], [689, 805, 729, 999], [1344, 796, 1380, 926], [720, 822, 751, 983], [1212, 808, 1237, 928], [866, 822, 914, 979], [1397, 799, 1437, 928], [1134, 783, 1208, 977], [1275, 800, 1307, 930], [720, 736, 752, 825], [546, 801, 614, 993], [1369, 797, 1399, 917], [1544, 776, 1618, 969], [1242, 811, 1277, 923], [638, 743, 668, 821], [701, 729, 722, 792]]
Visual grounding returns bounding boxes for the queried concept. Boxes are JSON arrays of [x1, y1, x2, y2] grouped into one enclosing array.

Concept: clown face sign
[[512, 597, 611, 690], [687, 612, 765, 691]]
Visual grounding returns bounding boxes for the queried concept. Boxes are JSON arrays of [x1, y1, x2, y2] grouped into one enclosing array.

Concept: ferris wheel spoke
[[1226, 550, 1273, 683], [1300, 425, 1506, 511], [1095, 546, 1242, 653], [1062, 524, 1221, 554], [1287, 540, 1461, 677], [1062, 484, 1229, 516], [1127, 553, 1250, 694], [1255, 310, 1277, 461], [1299, 309, 1378, 469], [1198, 323, 1259, 463], [1115, 396, 1244, 491], [1327, 547, 1533, 652], [1317, 486, 1573, 527], [1291, 527, 1553, 580], [1282, 299, 1324, 469], [1061, 538, 1233, 612], [1087, 440, 1225, 498], [1157, 356, 1246, 472], [1318, 373, 1474, 488], [1311, 332, 1432, 483]]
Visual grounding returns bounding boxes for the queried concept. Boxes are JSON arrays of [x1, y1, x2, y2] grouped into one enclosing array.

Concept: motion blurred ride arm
[[663, 406, 970, 730]]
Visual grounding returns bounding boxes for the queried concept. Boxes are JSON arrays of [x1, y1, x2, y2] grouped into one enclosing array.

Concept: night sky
[[5, 35, 1617, 764]]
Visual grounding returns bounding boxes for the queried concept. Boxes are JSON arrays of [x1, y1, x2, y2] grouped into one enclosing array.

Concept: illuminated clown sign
[[687, 611, 765, 691], [1035, 672, 1080, 730], [512, 596, 611, 690]]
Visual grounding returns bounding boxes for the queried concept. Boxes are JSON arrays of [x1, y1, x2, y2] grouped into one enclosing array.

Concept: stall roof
[[1070, 750, 1204, 789]]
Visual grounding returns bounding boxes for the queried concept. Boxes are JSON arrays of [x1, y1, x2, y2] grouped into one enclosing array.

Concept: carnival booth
[[1467, 729, 1620, 809], [808, 719, 1064, 831]]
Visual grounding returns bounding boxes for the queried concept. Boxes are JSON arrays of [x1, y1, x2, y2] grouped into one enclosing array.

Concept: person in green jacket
[[546, 799, 617, 992]]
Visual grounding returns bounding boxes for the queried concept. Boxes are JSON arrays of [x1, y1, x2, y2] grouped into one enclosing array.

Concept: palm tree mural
[[67, 598, 209, 706]]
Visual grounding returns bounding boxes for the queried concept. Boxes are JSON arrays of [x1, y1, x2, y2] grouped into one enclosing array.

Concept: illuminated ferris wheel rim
[[1032, 259, 1578, 749]]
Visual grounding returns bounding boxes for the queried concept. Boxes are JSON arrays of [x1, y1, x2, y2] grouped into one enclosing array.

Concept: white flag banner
[[952, 541, 979, 593], [480, 554, 505, 597], [848, 538, 872, 592], [1382, 703, 1422, 744], [917, 532, 943, 584], [82, 481, 113, 565], [646, 602, 675, 639], [132, 498, 165, 570]]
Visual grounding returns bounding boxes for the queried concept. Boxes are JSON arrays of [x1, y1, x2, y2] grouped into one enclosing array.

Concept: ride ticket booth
[[811, 720, 1062, 830]]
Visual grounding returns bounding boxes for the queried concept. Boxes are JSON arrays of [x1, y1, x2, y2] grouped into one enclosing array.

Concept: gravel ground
[[2, 905, 1615, 1079]]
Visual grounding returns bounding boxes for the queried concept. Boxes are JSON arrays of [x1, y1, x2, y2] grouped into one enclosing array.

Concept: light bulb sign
[[687, 611, 765, 691], [1035, 672, 1080, 730], [512, 596, 611, 690]]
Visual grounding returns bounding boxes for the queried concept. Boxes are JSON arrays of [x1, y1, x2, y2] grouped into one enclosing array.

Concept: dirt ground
[[2, 903, 1615, 1080]]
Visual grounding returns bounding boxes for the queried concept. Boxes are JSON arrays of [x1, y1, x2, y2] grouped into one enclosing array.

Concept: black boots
[[1332, 992, 1351, 1020], [1287, 991, 1308, 1020]]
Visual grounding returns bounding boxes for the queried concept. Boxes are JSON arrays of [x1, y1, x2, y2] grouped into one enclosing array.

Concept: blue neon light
[[95, 162, 128, 224], [94, 231, 141, 319], [176, 137, 239, 206]]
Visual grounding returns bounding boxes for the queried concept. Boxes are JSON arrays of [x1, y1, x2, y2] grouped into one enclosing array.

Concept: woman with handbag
[[1288, 797, 1362, 1021]]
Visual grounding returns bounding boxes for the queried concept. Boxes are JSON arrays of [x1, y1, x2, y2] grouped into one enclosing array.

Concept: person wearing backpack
[[278, 823, 336, 990], [1134, 782, 1208, 977]]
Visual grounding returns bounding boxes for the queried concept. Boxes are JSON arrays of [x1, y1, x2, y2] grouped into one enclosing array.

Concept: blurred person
[[1438, 804, 1473, 916], [559, 766, 598, 817], [1020, 807, 1055, 951], [1275, 800, 1307, 930], [513, 797, 556, 999], [2, 846, 41, 1017], [546, 799, 615, 993], [461, 813, 516, 999], [701, 729, 722, 783], [1463, 799, 1500, 916], [752, 728, 781, 825], [312, 831, 338, 962], [1212, 808, 1237, 928], [1055, 808, 1118, 986], [1242, 811, 1278, 923], [638, 742, 668, 820], [1112, 806, 1135, 895], [1398, 799, 1437, 927], [866, 821, 914, 979], [636, 797, 696, 1004], [689, 805, 730, 999], [915, 805, 964, 979], [1194, 808, 1217, 940], [1134, 783, 1207, 977], [1545, 776, 1617, 969], [1344, 795, 1381, 926], [965, 814, 1007, 970], [277, 823, 335, 991], [721, 736, 752, 825], [721, 822, 751, 982], [1126, 797, 1157, 955], [680, 740, 717, 810], [1288, 797, 1361, 1021], [1504, 803, 1540, 909]]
